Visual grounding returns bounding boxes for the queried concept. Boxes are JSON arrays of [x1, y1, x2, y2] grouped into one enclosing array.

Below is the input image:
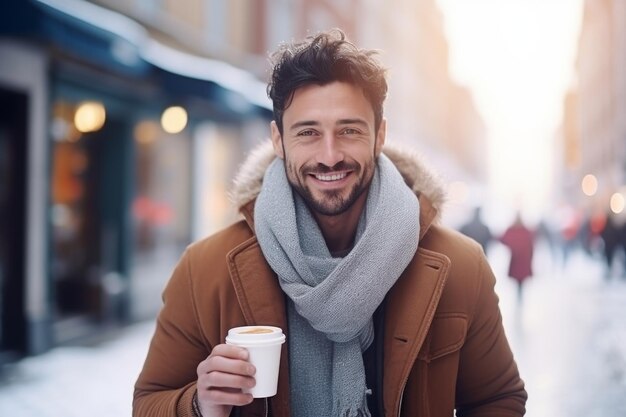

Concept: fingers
[[203, 387, 254, 407], [196, 344, 256, 407], [197, 344, 256, 376]]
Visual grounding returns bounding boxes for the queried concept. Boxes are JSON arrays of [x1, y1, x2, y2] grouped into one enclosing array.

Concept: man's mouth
[[313, 172, 348, 182]]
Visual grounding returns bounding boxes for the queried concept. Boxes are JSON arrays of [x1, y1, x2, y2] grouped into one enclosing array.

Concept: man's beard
[[285, 159, 375, 216]]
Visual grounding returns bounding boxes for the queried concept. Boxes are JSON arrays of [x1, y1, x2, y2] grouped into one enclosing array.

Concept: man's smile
[[312, 172, 349, 182]]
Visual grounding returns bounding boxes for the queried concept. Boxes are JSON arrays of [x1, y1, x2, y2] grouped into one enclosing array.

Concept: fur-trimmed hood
[[230, 140, 446, 222]]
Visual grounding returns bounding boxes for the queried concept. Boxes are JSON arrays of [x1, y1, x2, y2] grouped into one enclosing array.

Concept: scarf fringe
[[333, 391, 373, 417], [334, 405, 372, 417]]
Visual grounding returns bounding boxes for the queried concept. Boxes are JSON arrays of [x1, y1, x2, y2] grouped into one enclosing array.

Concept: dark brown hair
[[267, 29, 388, 135]]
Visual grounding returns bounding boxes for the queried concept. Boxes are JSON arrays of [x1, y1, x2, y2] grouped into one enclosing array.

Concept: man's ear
[[270, 121, 284, 159], [375, 118, 387, 157]]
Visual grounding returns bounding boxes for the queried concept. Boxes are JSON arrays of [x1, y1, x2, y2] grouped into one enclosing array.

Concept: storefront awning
[[1, 0, 272, 112]]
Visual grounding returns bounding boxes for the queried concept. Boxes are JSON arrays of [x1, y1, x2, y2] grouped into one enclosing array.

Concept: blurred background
[[0, 0, 625, 416]]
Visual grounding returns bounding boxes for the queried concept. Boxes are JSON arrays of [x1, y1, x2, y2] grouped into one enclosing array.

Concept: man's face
[[271, 81, 386, 216]]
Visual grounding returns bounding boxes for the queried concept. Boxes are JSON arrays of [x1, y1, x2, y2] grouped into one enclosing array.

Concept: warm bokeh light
[[134, 120, 160, 145], [161, 106, 188, 134], [74, 101, 106, 133], [581, 174, 598, 196], [437, 0, 584, 217], [610, 193, 625, 214]]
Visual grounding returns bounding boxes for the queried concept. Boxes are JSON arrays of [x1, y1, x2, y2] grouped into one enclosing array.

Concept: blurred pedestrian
[[133, 29, 526, 417], [459, 206, 493, 255], [554, 204, 582, 269], [601, 211, 624, 278], [620, 220, 626, 277], [500, 212, 535, 302], [534, 217, 559, 270]]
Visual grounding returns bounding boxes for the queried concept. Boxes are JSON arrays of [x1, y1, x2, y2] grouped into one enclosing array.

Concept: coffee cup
[[225, 325, 286, 398]]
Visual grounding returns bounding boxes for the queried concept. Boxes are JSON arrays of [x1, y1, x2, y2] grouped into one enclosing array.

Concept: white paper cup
[[225, 325, 286, 398]]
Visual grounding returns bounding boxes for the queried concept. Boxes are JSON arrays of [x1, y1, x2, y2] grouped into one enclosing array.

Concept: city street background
[[2, 0, 626, 416], [1, 244, 625, 417]]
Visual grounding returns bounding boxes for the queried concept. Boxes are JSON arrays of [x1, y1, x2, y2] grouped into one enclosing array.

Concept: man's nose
[[315, 134, 344, 167]]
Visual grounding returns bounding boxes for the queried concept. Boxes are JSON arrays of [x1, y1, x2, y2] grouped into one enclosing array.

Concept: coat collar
[[231, 139, 447, 240]]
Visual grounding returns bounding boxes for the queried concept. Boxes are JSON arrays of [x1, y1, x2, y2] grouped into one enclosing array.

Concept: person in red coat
[[500, 212, 535, 301]]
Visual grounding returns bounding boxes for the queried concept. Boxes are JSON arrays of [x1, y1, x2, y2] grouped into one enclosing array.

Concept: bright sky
[[436, 0, 584, 219]]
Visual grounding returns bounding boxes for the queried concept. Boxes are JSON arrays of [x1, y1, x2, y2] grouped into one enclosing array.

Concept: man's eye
[[297, 130, 316, 136], [342, 128, 360, 135]]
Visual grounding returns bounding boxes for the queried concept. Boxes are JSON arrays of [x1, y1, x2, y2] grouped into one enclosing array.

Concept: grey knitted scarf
[[254, 154, 420, 417]]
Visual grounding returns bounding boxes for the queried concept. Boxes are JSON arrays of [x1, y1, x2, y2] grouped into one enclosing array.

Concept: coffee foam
[[240, 328, 273, 334]]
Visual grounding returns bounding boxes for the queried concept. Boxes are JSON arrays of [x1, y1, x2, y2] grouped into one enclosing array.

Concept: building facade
[[0, 0, 271, 360], [1, 0, 486, 361], [572, 0, 626, 211]]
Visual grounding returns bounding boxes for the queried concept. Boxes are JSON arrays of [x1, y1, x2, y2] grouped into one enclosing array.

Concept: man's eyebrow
[[337, 118, 368, 127], [288, 118, 369, 131], [289, 120, 319, 131]]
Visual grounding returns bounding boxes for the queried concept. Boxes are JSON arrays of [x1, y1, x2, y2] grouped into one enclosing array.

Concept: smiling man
[[133, 29, 527, 417], [273, 81, 384, 252]]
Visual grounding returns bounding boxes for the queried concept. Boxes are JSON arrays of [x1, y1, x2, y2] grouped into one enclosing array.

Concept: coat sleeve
[[455, 254, 527, 416], [133, 249, 211, 417]]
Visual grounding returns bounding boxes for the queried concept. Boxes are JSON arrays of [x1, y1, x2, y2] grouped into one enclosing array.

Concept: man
[[499, 212, 534, 302], [459, 206, 493, 255], [133, 29, 527, 417]]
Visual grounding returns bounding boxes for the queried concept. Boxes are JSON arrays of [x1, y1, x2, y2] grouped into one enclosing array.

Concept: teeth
[[315, 172, 347, 181]]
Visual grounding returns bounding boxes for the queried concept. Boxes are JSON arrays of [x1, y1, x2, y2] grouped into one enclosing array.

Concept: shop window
[[49, 97, 131, 329], [130, 117, 192, 319]]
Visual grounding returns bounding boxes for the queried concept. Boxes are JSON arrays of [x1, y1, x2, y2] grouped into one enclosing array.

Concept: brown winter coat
[[133, 142, 527, 417]]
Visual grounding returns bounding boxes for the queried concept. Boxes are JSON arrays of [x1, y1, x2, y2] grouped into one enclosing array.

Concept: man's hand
[[195, 344, 256, 417]]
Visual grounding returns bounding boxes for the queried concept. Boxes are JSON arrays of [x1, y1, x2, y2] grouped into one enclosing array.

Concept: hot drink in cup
[[225, 325, 285, 398]]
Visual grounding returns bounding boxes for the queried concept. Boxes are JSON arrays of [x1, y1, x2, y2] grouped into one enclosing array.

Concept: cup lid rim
[[226, 326, 285, 344]]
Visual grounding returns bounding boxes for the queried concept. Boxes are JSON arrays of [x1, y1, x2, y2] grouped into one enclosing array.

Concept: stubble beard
[[285, 159, 376, 216]]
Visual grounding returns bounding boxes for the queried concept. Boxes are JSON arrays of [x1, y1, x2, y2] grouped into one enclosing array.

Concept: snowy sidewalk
[[0, 320, 155, 416], [490, 245, 626, 417]]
